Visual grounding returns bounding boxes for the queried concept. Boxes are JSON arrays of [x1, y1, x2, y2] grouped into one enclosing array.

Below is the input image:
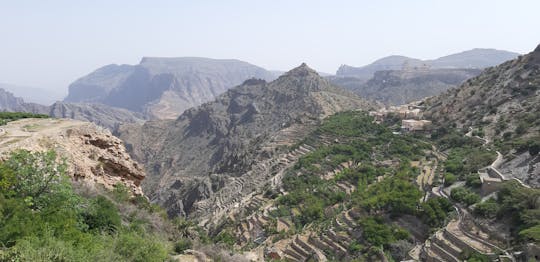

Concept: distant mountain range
[[0, 83, 63, 105], [65, 57, 277, 119], [330, 48, 520, 105], [336, 48, 520, 80]]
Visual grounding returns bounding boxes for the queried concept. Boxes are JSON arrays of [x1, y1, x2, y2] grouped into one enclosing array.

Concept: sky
[[1, 0, 539, 96]]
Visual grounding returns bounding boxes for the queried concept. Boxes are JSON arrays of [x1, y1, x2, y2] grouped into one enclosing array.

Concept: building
[[401, 119, 432, 132]]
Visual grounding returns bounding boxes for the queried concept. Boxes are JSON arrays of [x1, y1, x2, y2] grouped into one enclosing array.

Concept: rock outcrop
[[48, 101, 146, 131], [118, 63, 376, 219], [0, 118, 145, 195], [65, 57, 277, 119]]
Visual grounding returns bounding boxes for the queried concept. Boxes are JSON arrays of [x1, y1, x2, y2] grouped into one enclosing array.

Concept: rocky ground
[[0, 118, 145, 195]]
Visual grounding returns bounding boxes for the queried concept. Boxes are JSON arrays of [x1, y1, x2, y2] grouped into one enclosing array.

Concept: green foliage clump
[[420, 197, 453, 227], [359, 217, 409, 247], [0, 150, 173, 261], [0, 112, 49, 125], [354, 165, 422, 216], [450, 187, 480, 206], [474, 198, 499, 218], [83, 196, 122, 233], [444, 173, 457, 186], [496, 181, 540, 242]]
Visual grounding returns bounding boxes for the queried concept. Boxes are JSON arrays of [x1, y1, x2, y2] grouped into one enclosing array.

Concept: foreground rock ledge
[[0, 118, 145, 195]]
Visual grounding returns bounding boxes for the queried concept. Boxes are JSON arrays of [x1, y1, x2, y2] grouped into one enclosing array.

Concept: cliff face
[[118, 64, 377, 220], [65, 57, 277, 119], [0, 118, 145, 195], [48, 101, 146, 131]]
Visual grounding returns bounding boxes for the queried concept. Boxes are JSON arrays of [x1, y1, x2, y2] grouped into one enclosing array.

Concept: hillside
[[330, 68, 481, 105], [424, 44, 540, 187], [118, 64, 376, 221], [65, 57, 276, 119]]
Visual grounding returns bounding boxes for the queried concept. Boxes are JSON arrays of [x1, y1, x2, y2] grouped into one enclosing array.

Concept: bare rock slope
[[65, 57, 276, 119], [0, 118, 145, 195], [118, 64, 377, 219]]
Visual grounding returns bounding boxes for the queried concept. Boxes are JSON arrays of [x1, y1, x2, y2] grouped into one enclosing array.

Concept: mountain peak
[[535, 43, 540, 53], [283, 63, 319, 77]]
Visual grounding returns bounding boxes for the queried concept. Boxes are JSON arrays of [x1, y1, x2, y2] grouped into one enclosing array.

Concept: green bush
[[444, 173, 457, 186], [474, 199, 499, 218], [451, 187, 480, 206], [83, 196, 121, 233], [0, 150, 174, 260], [174, 238, 193, 254]]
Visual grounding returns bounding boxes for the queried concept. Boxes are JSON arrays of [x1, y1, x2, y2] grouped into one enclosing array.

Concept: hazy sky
[[1, 0, 539, 95]]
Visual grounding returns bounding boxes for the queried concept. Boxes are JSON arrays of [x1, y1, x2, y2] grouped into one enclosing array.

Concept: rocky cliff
[[65, 57, 277, 119], [0, 118, 145, 195], [48, 101, 146, 131], [118, 64, 376, 220]]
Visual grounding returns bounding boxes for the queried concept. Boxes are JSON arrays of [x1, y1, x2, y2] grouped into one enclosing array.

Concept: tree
[[0, 150, 68, 209]]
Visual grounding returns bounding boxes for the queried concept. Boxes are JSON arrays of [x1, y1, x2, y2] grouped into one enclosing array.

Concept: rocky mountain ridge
[[118, 63, 377, 220], [336, 48, 519, 80], [65, 57, 277, 119]]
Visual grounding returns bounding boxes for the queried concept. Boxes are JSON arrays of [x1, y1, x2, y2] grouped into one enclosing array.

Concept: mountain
[[117, 64, 376, 220], [430, 48, 521, 69], [0, 88, 48, 113], [424, 44, 540, 186], [65, 57, 277, 119], [0, 83, 63, 105], [48, 102, 146, 131], [336, 55, 424, 80], [330, 68, 481, 105], [331, 48, 519, 105], [336, 48, 519, 80]]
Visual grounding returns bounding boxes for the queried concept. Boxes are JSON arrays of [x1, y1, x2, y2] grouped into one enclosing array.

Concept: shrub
[[451, 187, 480, 206], [474, 199, 499, 218], [174, 238, 193, 254], [444, 173, 457, 186], [83, 196, 121, 233]]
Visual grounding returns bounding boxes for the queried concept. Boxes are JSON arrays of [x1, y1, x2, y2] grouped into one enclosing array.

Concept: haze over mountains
[[336, 48, 520, 80], [65, 57, 276, 119], [330, 48, 519, 105]]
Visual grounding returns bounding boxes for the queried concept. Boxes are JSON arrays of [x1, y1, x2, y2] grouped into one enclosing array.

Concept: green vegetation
[[0, 112, 48, 126], [0, 149, 189, 261], [267, 111, 453, 260], [420, 197, 454, 227], [359, 217, 409, 247], [450, 187, 480, 206]]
